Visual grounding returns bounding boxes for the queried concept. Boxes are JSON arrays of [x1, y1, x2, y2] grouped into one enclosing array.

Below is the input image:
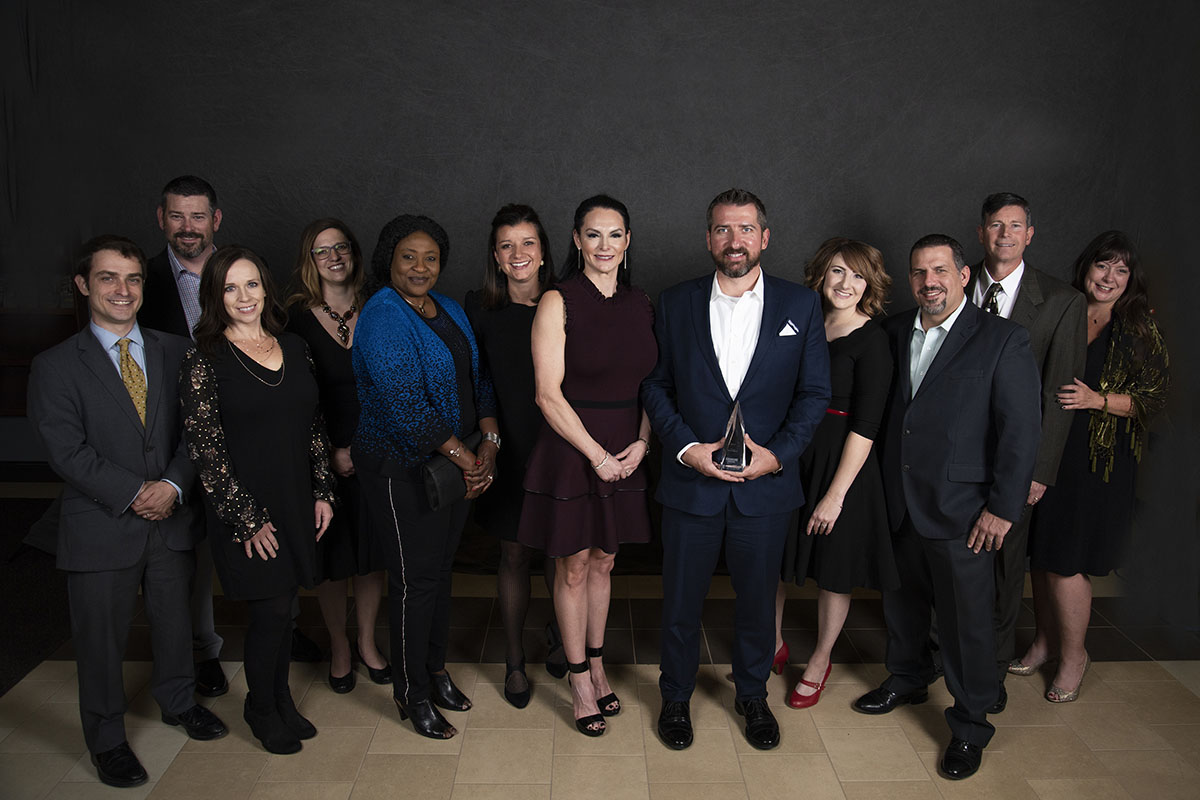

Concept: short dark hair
[[480, 204, 556, 310], [563, 194, 632, 287], [980, 192, 1032, 227], [193, 245, 286, 355], [76, 235, 146, 280], [910, 233, 967, 271], [365, 214, 450, 299], [159, 175, 219, 212], [286, 217, 366, 311], [706, 188, 767, 229]]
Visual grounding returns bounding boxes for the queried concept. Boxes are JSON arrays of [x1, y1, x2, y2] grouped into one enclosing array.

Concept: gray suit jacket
[[27, 325, 200, 572], [879, 302, 1042, 538], [971, 266, 1086, 486]]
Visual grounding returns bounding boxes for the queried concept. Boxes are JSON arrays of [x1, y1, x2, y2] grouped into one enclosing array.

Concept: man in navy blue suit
[[642, 189, 830, 751]]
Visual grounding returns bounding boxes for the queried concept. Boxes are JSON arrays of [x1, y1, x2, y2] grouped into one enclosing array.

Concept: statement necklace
[[227, 339, 285, 387], [320, 303, 356, 345]]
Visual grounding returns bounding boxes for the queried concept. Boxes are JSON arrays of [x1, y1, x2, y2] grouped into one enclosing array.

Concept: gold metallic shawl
[[1089, 316, 1169, 480]]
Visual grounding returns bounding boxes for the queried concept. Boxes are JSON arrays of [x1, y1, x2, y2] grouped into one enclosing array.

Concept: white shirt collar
[[913, 293, 968, 335], [710, 267, 765, 303]]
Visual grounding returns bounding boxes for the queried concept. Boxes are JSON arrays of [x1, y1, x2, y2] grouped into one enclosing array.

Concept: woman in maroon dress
[[518, 195, 657, 736]]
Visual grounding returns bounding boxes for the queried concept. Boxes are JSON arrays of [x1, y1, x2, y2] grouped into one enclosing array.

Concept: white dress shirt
[[909, 295, 968, 397], [972, 260, 1025, 320]]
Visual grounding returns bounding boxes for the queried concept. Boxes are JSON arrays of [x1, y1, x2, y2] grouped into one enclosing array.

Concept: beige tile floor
[[3, 653, 1200, 800]]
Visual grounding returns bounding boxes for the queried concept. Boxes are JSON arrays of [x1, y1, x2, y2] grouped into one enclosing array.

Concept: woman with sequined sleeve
[[286, 219, 391, 695], [1014, 231, 1169, 703], [179, 246, 335, 755], [352, 214, 498, 740]]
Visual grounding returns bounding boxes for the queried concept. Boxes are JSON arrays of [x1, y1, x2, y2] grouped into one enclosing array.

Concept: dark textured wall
[[3, 1, 1196, 622]]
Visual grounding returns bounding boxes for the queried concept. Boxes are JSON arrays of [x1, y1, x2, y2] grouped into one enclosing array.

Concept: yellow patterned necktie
[[117, 338, 146, 425]]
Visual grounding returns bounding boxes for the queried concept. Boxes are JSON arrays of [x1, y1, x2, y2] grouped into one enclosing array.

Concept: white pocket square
[[778, 320, 799, 336]]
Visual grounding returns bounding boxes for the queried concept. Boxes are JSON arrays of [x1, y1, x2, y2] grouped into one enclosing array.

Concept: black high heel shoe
[[504, 661, 531, 709], [567, 661, 605, 736], [586, 645, 620, 716], [429, 670, 472, 712], [395, 697, 456, 739], [545, 622, 568, 679], [356, 643, 392, 685]]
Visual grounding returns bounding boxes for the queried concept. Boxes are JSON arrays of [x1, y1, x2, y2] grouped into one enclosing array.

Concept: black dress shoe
[[852, 685, 929, 715], [276, 692, 317, 740], [657, 700, 693, 750], [292, 629, 323, 663], [356, 643, 393, 685], [988, 683, 1007, 714], [395, 697, 457, 739], [161, 704, 229, 740], [194, 658, 228, 698], [734, 697, 780, 750], [429, 670, 472, 712], [91, 741, 148, 788], [243, 696, 302, 754], [940, 737, 983, 779]]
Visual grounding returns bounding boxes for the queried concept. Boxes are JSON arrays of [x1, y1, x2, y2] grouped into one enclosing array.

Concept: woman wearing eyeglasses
[[286, 219, 391, 695]]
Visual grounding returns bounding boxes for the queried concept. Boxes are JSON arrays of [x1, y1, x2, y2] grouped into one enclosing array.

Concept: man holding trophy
[[642, 189, 830, 751]]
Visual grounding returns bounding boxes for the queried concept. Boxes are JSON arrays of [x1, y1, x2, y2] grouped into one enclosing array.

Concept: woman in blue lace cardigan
[[353, 214, 498, 740]]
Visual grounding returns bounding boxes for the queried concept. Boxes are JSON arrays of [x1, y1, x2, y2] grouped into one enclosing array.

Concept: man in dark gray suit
[[28, 236, 227, 788], [972, 192, 1086, 709], [853, 235, 1040, 780]]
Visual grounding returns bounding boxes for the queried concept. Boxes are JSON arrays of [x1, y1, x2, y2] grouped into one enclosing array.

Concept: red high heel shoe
[[771, 642, 789, 675], [787, 662, 831, 709]]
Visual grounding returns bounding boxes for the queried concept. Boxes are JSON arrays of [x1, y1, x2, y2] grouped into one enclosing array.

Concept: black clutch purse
[[421, 431, 482, 511]]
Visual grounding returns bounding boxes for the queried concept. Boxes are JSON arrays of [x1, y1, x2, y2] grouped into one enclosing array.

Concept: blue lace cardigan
[[352, 287, 496, 468]]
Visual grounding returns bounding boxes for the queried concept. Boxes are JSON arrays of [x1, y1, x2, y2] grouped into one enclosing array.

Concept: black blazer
[[27, 326, 200, 571], [139, 250, 193, 338], [878, 301, 1041, 539], [969, 266, 1086, 486]]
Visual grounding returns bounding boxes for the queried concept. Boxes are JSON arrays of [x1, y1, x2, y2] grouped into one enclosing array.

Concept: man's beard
[[170, 235, 207, 260], [711, 248, 759, 279]]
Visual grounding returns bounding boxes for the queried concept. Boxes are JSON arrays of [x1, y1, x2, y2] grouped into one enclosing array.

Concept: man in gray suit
[[28, 236, 227, 788], [854, 234, 1040, 780], [972, 192, 1086, 710]]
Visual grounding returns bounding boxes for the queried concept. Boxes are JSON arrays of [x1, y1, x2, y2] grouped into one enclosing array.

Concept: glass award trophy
[[714, 401, 750, 472]]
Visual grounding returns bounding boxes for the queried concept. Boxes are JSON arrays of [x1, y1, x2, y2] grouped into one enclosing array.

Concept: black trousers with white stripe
[[360, 466, 469, 705]]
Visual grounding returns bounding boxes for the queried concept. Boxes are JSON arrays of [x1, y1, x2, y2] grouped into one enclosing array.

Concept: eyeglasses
[[311, 242, 352, 260]]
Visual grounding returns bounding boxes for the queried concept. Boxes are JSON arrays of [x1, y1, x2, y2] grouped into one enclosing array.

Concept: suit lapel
[[78, 331, 147, 434], [1010, 267, 1042, 330], [915, 301, 978, 398], [142, 332, 166, 435], [689, 279, 732, 404], [896, 310, 915, 402], [736, 274, 780, 396]]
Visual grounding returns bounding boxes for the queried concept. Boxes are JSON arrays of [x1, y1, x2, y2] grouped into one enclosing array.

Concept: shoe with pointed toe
[[787, 662, 831, 709], [91, 742, 148, 788], [657, 699, 693, 749], [504, 661, 532, 709], [1008, 654, 1055, 676], [395, 697, 457, 739], [853, 685, 928, 715], [771, 642, 790, 675], [430, 670, 472, 712], [940, 737, 982, 779]]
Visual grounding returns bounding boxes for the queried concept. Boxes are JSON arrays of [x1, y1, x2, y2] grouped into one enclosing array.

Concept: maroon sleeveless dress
[[517, 273, 657, 557]]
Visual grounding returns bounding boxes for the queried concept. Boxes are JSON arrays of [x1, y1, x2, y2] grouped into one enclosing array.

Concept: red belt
[[825, 408, 849, 417]]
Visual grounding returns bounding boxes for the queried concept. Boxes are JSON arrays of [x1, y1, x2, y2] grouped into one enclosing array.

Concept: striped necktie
[[981, 282, 1002, 315], [117, 338, 146, 425]]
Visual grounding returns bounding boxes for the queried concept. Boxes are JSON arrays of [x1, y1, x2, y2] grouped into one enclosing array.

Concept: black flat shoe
[[585, 645, 620, 716], [657, 699, 693, 750], [504, 661, 531, 709], [429, 670, 472, 712], [276, 692, 317, 740], [356, 643, 393, 685], [161, 704, 228, 740], [567, 661, 605, 736], [244, 696, 302, 754], [395, 697, 457, 739], [734, 697, 780, 750], [852, 685, 929, 715], [329, 664, 356, 694], [91, 742, 148, 788], [545, 622, 568, 679], [940, 737, 983, 779]]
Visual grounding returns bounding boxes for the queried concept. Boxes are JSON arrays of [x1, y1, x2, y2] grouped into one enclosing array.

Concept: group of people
[[27, 176, 1168, 787]]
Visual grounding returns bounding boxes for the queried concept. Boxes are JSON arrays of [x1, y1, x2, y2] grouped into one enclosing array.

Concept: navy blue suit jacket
[[641, 272, 830, 518], [879, 301, 1041, 539]]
